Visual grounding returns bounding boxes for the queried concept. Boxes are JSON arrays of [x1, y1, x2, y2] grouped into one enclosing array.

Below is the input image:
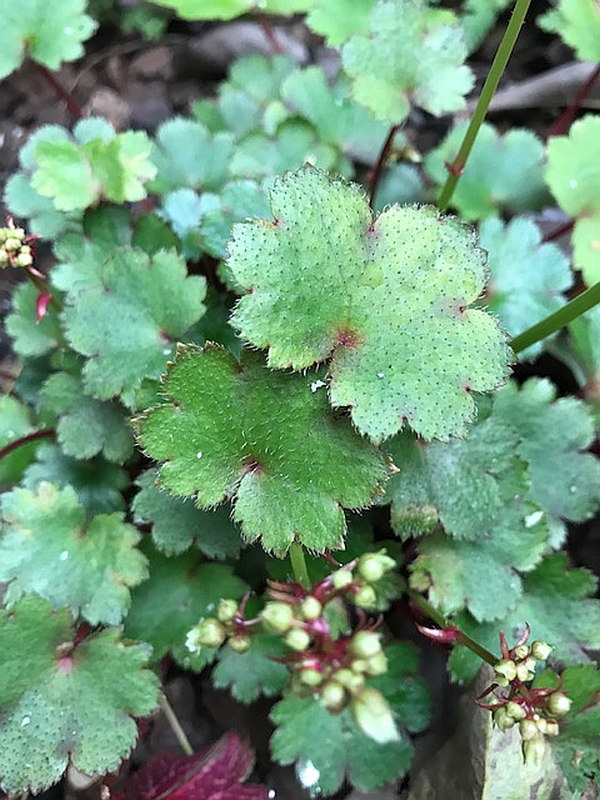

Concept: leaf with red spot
[[0, 595, 159, 795], [113, 731, 269, 800]]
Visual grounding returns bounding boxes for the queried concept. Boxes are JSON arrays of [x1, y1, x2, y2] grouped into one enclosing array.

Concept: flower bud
[[506, 701, 526, 720], [15, 251, 33, 267], [365, 651, 388, 676], [354, 585, 377, 608], [516, 662, 534, 682], [350, 631, 382, 659], [217, 598, 239, 623], [519, 719, 538, 740], [351, 687, 399, 744], [513, 644, 529, 660], [228, 634, 251, 653], [320, 681, 346, 712], [547, 692, 571, 717], [0, 250, 9, 265], [332, 568, 354, 589], [300, 668, 323, 687], [4, 237, 21, 252], [285, 628, 311, 651], [493, 707, 515, 731], [531, 640, 553, 661], [300, 596, 322, 621], [494, 659, 517, 682], [545, 720, 560, 737], [357, 551, 396, 583], [261, 601, 295, 633], [536, 717, 548, 734], [351, 659, 368, 673], [334, 668, 365, 692], [523, 736, 546, 766], [185, 618, 226, 652]]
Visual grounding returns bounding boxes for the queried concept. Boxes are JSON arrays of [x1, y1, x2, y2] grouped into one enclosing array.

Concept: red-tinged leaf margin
[[112, 731, 269, 800]]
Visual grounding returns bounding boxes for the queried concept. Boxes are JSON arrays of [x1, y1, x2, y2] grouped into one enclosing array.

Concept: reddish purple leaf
[[35, 292, 52, 322], [113, 731, 269, 800], [416, 623, 461, 644]]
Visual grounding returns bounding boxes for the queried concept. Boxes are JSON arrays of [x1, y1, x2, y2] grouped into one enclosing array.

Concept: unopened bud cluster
[[0, 224, 34, 269], [332, 549, 396, 609], [185, 598, 252, 655], [482, 634, 571, 765]]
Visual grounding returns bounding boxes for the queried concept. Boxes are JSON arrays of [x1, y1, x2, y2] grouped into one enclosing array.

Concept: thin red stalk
[[259, 19, 284, 54], [33, 64, 84, 120], [547, 64, 600, 138], [0, 430, 54, 461], [369, 124, 400, 209], [542, 219, 574, 243]]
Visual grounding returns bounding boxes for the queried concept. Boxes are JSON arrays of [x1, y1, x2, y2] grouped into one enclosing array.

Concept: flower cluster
[[480, 628, 571, 764], [186, 551, 399, 743], [0, 219, 36, 268]]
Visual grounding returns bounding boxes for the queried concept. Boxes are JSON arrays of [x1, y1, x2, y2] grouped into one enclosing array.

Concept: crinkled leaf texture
[[113, 731, 269, 800], [229, 168, 510, 443], [271, 643, 430, 794], [63, 247, 206, 407], [342, 0, 473, 122], [0, 595, 158, 794], [41, 371, 134, 463], [29, 119, 156, 212], [213, 633, 289, 702], [545, 115, 600, 285], [425, 122, 547, 220], [0, 483, 147, 624], [124, 542, 246, 668], [388, 407, 550, 621], [479, 216, 572, 360], [539, 0, 600, 61], [135, 344, 389, 555], [449, 554, 600, 683], [133, 468, 242, 557], [0, 0, 97, 78], [306, 0, 374, 45]]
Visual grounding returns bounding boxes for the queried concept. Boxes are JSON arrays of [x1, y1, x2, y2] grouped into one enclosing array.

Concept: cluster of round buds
[[330, 549, 396, 610], [480, 629, 571, 764], [0, 221, 36, 269], [185, 597, 256, 656]]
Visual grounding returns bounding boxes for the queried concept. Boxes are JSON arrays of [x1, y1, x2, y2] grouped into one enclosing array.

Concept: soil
[[0, 3, 598, 799]]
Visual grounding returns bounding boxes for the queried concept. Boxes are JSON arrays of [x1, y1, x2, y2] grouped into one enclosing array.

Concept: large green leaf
[[135, 344, 389, 555], [229, 168, 510, 442], [0, 596, 158, 794], [0, 483, 147, 624]]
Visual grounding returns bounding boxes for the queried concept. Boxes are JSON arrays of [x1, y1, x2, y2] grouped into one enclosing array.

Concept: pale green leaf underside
[[0, 483, 147, 624], [135, 344, 389, 555], [229, 168, 510, 443], [0, 1, 97, 79], [538, 0, 600, 61], [0, 596, 158, 794], [545, 116, 600, 285], [63, 247, 206, 407], [342, 0, 473, 123]]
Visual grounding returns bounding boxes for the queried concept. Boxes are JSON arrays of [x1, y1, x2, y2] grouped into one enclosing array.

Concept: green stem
[[159, 693, 193, 756], [511, 280, 600, 353], [437, 0, 533, 211], [408, 589, 498, 667], [289, 542, 311, 590]]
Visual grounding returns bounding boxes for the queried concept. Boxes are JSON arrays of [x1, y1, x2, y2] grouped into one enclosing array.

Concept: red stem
[[547, 64, 600, 138], [0, 429, 54, 461], [369, 124, 400, 209], [259, 19, 284, 54], [542, 219, 574, 243], [33, 64, 84, 120]]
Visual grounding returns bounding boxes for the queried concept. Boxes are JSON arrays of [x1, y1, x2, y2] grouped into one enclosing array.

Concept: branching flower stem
[[408, 589, 498, 666], [511, 280, 600, 353], [437, 0, 533, 211]]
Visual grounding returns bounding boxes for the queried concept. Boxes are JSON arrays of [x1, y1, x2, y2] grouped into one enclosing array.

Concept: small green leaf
[[0, 483, 147, 624], [545, 115, 600, 285], [5, 282, 62, 358], [0, 395, 38, 485], [63, 247, 206, 407], [229, 168, 511, 442], [133, 468, 242, 557], [213, 634, 289, 702], [136, 345, 389, 555], [425, 122, 547, 220], [306, 0, 374, 45], [0, 0, 97, 78], [538, 0, 600, 61], [449, 554, 600, 683], [0, 595, 158, 794], [23, 443, 128, 516], [479, 216, 572, 359], [342, 0, 473, 123], [41, 371, 133, 463], [124, 542, 246, 667]]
